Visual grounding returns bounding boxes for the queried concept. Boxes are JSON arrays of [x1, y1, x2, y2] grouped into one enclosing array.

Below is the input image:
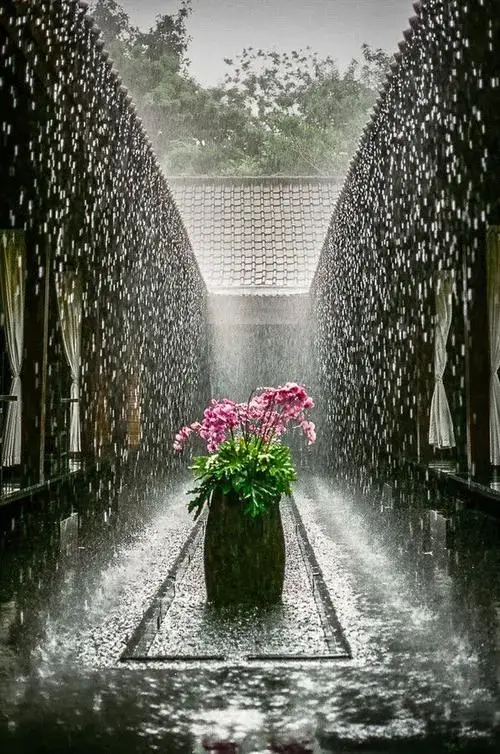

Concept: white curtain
[[487, 226, 500, 464], [0, 230, 26, 466], [429, 271, 456, 448], [55, 271, 82, 453]]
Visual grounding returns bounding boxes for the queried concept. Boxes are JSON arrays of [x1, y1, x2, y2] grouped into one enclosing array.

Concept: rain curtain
[[0, 230, 26, 466], [487, 226, 500, 464], [429, 271, 456, 448], [55, 270, 82, 454], [126, 362, 141, 448]]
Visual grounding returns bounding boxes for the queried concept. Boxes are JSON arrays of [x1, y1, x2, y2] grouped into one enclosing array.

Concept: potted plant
[[174, 382, 316, 606]]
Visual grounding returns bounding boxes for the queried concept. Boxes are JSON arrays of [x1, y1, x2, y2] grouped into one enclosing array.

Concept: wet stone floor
[[144, 501, 343, 661], [0, 467, 499, 752]]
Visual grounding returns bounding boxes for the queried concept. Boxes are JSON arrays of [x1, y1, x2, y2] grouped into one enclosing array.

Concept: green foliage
[[89, 1, 393, 178], [90, 0, 191, 65], [217, 47, 392, 177], [90, 0, 130, 46], [187, 437, 297, 520]]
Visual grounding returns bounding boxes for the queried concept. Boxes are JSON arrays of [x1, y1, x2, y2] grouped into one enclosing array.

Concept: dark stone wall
[[0, 0, 210, 482], [311, 0, 500, 484]]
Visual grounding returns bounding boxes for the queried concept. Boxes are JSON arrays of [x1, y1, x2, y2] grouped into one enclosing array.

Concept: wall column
[[21, 235, 50, 485], [462, 240, 490, 479]]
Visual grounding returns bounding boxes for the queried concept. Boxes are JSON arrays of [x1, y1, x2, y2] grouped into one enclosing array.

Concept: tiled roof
[[167, 177, 340, 294]]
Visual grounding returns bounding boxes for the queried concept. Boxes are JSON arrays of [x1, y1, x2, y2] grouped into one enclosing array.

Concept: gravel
[[147, 501, 336, 659]]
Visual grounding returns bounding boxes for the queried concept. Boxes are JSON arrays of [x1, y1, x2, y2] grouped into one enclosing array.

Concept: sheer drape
[[55, 271, 82, 453], [0, 230, 26, 466], [429, 271, 456, 448], [487, 227, 500, 464]]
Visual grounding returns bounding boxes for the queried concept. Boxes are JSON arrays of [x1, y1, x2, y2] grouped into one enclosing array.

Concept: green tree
[[89, 1, 392, 177], [217, 46, 390, 176], [357, 43, 393, 90], [89, 0, 191, 65], [90, 0, 130, 47]]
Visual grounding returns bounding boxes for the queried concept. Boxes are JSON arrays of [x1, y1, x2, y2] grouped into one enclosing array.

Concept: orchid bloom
[[174, 383, 316, 454]]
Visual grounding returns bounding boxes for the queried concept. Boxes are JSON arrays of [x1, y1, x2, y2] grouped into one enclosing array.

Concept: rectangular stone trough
[[121, 497, 351, 663]]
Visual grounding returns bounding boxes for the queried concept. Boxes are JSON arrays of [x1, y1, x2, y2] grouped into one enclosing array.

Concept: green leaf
[[183, 436, 301, 518]]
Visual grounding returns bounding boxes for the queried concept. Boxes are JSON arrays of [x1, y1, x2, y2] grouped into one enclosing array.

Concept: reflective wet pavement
[[0, 467, 499, 752]]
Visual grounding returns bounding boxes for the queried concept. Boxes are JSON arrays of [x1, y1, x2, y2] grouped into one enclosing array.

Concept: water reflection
[[0, 466, 499, 750], [366, 471, 500, 697]]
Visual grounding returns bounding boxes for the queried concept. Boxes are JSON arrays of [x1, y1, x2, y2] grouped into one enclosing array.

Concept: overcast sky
[[117, 0, 416, 85]]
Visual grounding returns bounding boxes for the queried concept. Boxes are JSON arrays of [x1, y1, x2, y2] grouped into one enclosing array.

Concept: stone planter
[[204, 489, 286, 606]]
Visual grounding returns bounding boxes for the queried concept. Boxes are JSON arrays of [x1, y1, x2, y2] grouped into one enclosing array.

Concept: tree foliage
[[89, 0, 393, 178]]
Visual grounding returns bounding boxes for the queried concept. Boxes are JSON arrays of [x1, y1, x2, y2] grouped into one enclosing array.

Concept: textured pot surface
[[204, 490, 286, 606]]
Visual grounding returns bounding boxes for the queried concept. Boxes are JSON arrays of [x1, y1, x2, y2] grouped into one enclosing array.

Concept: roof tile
[[167, 177, 340, 294]]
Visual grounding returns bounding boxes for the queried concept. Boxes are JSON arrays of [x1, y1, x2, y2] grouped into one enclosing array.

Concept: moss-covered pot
[[204, 489, 286, 606]]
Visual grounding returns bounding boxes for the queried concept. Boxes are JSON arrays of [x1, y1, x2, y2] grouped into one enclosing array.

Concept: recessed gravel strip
[[123, 513, 206, 657], [288, 496, 352, 657], [132, 499, 350, 661]]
